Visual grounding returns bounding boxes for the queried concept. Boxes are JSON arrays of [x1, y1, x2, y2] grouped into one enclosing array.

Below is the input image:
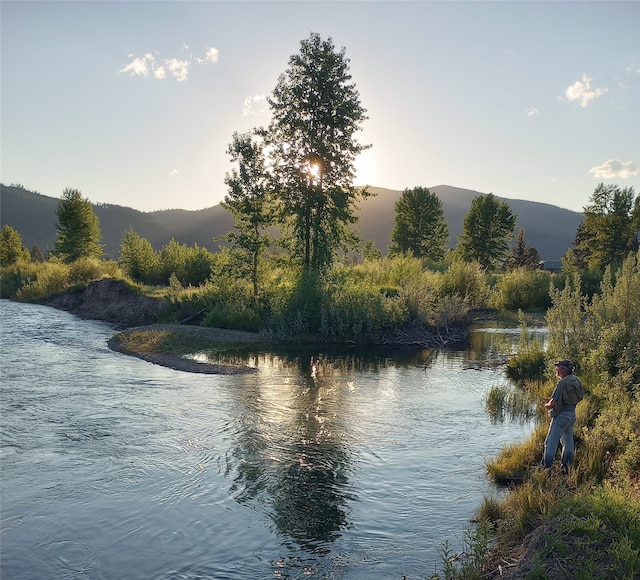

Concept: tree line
[[2, 32, 639, 340]]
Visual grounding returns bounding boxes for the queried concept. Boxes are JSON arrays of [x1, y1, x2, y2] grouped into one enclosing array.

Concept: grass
[[109, 327, 267, 356]]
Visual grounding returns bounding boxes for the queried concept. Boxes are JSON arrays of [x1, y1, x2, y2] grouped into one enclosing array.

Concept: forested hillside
[[1, 183, 582, 260]]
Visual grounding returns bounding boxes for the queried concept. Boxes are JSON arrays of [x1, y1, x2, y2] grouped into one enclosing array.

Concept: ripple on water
[[1, 301, 535, 579]]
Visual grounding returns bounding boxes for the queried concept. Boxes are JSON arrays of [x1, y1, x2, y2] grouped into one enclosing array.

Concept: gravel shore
[[108, 324, 276, 375]]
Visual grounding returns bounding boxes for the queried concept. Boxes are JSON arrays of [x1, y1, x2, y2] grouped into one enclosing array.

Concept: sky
[[2, 1, 639, 214]]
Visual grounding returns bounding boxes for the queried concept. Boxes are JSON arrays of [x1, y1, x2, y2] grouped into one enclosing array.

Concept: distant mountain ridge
[[1, 183, 583, 261]]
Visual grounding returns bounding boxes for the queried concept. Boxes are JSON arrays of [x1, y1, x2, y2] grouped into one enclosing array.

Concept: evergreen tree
[[505, 228, 540, 270], [563, 221, 592, 271], [30, 244, 45, 263], [457, 194, 517, 270], [54, 188, 102, 263], [266, 32, 370, 272], [389, 186, 449, 261], [0, 225, 29, 266], [222, 131, 274, 299]]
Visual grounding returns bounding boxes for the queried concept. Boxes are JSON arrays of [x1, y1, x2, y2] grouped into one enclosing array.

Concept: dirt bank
[[41, 278, 168, 327]]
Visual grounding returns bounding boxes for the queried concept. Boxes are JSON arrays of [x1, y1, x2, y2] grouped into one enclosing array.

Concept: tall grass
[[436, 252, 640, 579]]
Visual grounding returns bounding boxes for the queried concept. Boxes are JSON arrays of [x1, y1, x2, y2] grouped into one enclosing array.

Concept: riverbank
[[108, 324, 278, 375]]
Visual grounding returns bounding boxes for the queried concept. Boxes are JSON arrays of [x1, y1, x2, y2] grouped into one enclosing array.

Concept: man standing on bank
[[542, 359, 585, 474]]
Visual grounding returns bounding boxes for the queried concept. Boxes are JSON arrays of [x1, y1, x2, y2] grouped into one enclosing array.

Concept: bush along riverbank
[[431, 251, 640, 579], [3, 256, 489, 346]]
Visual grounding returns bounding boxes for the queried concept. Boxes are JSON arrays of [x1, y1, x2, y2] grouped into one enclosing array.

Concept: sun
[[354, 149, 379, 186]]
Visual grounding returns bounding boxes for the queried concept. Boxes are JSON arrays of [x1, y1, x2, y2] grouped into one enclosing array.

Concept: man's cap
[[554, 359, 574, 369]]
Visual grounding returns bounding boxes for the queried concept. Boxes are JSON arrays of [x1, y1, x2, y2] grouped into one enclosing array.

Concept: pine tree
[[506, 228, 540, 270]]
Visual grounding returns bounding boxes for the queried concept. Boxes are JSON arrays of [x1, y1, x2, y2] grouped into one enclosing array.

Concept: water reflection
[[228, 352, 361, 554], [214, 328, 542, 556]]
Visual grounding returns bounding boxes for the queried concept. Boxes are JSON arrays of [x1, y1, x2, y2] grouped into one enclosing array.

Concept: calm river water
[[0, 300, 534, 579]]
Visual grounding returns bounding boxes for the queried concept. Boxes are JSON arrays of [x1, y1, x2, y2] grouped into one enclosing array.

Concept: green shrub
[[0, 263, 38, 298], [203, 304, 261, 332], [439, 260, 490, 309], [506, 348, 547, 382], [319, 285, 408, 341], [14, 261, 70, 301], [68, 257, 107, 285], [491, 268, 553, 311]]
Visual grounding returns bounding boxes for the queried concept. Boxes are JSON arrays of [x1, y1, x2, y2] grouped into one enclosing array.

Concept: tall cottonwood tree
[[222, 131, 274, 299], [266, 32, 370, 272], [570, 183, 638, 271], [389, 186, 449, 261], [457, 193, 516, 270], [54, 188, 102, 263]]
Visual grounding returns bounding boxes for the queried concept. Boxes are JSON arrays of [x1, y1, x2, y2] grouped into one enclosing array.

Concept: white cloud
[[243, 95, 267, 117], [589, 159, 639, 179], [626, 62, 640, 75], [202, 47, 219, 63], [119, 53, 156, 77], [166, 58, 190, 82], [168, 169, 180, 177], [120, 45, 219, 81], [526, 107, 540, 117], [566, 74, 608, 107]]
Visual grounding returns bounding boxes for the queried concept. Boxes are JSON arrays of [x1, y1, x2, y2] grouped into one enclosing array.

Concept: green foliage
[[68, 257, 119, 285], [546, 273, 586, 365], [119, 229, 161, 284], [505, 228, 540, 270], [54, 188, 103, 263], [199, 277, 262, 332], [30, 244, 45, 263], [1, 258, 123, 301], [222, 130, 274, 298], [389, 186, 449, 260], [506, 348, 547, 383], [266, 32, 370, 272], [491, 268, 553, 311], [505, 315, 549, 382], [429, 521, 492, 580], [478, 251, 640, 580], [360, 239, 383, 261], [320, 276, 408, 341], [572, 183, 638, 271], [159, 239, 215, 287], [1, 225, 30, 266], [457, 193, 517, 270], [439, 259, 490, 309], [14, 261, 70, 301]]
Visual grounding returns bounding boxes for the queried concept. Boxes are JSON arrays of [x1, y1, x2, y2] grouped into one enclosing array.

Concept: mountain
[[1, 183, 582, 261], [356, 186, 584, 260]]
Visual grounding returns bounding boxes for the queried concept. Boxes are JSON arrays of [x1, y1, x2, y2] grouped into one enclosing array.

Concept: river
[[0, 300, 534, 579]]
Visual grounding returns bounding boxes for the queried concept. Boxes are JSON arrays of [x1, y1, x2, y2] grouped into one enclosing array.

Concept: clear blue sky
[[2, 1, 639, 213]]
